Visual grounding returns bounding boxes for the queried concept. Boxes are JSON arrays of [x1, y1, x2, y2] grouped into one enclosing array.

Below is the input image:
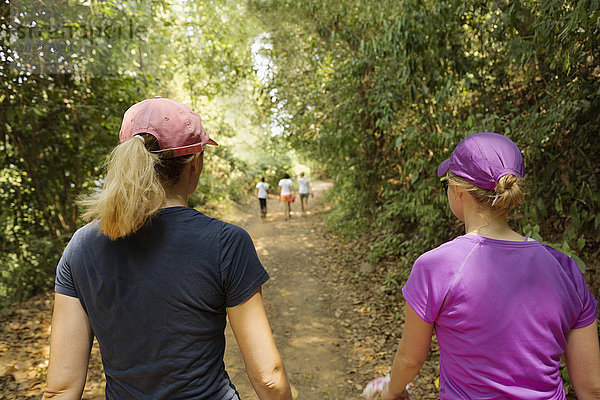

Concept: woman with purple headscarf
[[367, 133, 600, 399]]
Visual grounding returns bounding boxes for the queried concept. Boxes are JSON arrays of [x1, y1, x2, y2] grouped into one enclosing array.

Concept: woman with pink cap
[[367, 132, 600, 399], [43, 98, 293, 400]]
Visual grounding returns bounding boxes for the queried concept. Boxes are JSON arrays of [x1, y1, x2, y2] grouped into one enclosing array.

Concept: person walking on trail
[[43, 97, 293, 400], [367, 132, 600, 400], [278, 173, 294, 220], [256, 177, 269, 219], [297, 172, 312, 215]]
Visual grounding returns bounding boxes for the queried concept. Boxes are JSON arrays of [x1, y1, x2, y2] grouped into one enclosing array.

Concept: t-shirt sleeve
[[219, 223, 270, 307], [55, 232, 80, 298], [543, 244, 599, 329], [402, 245, 461, 324]]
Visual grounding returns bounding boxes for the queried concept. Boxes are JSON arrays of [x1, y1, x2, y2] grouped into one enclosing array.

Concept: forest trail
[[0, 181, 582, 400], [222, 181, 359, 400], [0, 181, 389, 400]]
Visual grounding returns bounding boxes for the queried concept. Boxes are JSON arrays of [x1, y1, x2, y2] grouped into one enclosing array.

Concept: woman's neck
[[164, 196, 187, 208], [162, 170, 191, 208], [163, 186, 189, 208], [464, 211, 523, 241]]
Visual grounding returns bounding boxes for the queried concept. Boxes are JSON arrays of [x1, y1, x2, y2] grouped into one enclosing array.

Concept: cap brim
[[437, 158, 450, 177], [150, 138, 218, 158]]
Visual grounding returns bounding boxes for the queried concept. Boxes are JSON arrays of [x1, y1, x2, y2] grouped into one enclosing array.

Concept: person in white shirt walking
[[255, 177, 269, 219], [297, 172, 313, 215], [278, 173, 294, 220]]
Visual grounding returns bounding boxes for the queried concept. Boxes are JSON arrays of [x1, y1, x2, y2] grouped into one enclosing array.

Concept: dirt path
[[0, 181, 581, 399], [0, 181, 367, 400], [221, 181, 359, 400], [0, 180, 455, 400]]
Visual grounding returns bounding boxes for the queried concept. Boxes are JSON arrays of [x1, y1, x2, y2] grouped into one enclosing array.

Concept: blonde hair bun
[[447, 172, 525, 215]]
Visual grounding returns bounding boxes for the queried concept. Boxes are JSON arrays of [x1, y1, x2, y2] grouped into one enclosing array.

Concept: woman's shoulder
[[70, 221, 101, 242], [159, 208, 252, 244], [60, 221, 103, 258], [217, 220, 254, 246], [536, 242, 585, 276], [414, 237, 479, 268]]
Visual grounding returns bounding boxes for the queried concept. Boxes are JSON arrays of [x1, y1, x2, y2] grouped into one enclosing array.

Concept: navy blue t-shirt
[[55, 207, 269, 399]]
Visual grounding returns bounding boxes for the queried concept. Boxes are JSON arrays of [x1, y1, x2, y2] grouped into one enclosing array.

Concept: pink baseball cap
[[437, 132, 524, 191], [119, 97, 218, 158]]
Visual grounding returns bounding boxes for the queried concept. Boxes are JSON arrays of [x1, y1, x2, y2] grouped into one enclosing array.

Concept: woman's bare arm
[[43, 293, 93, 400], [227, 288, 293, 400], [382, 304, 434, 400], [565, 318, 600, 400]]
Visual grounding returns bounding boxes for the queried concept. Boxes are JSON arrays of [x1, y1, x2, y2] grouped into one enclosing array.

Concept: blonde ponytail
[[79, 137, 166, 240]]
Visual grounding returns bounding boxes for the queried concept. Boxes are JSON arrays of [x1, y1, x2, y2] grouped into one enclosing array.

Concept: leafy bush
[[252, 0, 600, 301]]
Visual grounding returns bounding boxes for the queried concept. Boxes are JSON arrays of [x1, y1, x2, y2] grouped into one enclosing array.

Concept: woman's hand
[[380, 383, 410, 400], [363, 376, 412, 400]]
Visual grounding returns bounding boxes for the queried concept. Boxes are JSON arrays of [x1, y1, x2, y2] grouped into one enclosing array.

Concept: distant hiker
[[256, 177, 269, 219], [297, 172, 312, 215], [43, 97, 293, 400], [278, 173, 294, 220], [368, 132, 600, 400]]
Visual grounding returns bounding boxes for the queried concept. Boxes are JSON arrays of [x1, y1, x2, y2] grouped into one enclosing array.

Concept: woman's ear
[[192, 152, 204, 174], [452, 185, 462, 199], [186, 153, 204, 198]]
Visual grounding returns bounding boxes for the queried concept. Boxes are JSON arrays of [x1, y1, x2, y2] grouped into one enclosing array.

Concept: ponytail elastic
[[133, 134, 146, 144]]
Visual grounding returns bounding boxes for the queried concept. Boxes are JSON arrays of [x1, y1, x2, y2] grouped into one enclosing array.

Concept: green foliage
[[251, 0, 600, 292], [0, 0, 167, 308], [0, 0, 266, 309], [2, 0, 598, 313]]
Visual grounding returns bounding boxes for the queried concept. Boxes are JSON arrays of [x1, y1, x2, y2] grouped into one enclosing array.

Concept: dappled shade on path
[[223, 181, 359, 399], [1, 180, 457, 400]]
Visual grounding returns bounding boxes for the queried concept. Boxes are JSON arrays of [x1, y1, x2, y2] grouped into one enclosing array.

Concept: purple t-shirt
[[402, 235, 598, 399]]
